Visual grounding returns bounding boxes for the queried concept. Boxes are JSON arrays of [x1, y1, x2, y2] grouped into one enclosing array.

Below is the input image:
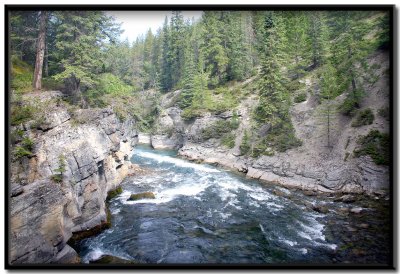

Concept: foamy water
[[134, 150, 220, 173]]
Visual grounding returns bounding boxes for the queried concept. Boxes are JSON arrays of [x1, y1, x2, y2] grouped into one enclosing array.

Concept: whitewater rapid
[[77, 145, 338, 264]]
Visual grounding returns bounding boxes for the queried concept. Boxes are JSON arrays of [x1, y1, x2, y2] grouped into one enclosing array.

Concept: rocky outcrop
[[150, 107, 186, 149], [178, 142, 389, 195], [9, 92, 138, 264]]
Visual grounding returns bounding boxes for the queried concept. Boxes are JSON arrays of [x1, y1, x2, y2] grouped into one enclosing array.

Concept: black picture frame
[[4, 4, 396, 270]]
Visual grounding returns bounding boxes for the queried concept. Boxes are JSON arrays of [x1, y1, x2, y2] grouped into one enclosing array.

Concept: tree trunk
[[32, 11, 48, 90], [44, 41, 48, 77]]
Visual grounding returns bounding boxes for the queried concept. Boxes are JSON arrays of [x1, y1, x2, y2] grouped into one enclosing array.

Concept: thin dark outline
[[4, 4, 396, 270]]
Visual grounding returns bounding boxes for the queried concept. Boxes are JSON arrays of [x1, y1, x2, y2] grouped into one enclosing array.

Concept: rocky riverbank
[[9, 91, 139, 264], [177, 142, 389, 196], [138, 127, 389, 197]]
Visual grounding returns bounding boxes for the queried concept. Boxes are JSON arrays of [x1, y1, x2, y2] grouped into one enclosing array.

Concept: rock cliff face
[[9, 91, 138, 264]]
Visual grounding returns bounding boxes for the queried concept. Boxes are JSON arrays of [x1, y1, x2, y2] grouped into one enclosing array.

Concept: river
[[75, 145, 390, 265]]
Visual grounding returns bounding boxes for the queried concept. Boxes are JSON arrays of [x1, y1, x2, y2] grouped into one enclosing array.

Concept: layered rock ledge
[[178, 142, 389, 196], [10, 91, 138, 264]]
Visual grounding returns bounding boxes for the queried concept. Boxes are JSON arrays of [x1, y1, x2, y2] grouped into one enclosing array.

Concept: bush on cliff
[[354, 130, 389, 165], [351, 108, 375, 127], [201, 118, 240, 140], [51, 154, 66, 183], [13, 137, 34, 160]]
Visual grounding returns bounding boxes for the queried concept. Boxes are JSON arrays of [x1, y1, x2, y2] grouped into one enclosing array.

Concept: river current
[[76, 145, 390, 265]]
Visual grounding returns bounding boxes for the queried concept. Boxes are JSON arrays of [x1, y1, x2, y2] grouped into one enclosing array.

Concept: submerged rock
[[334, 194, 357, 203], [303, 190, 317, 196], [89, 255, 136, 264], [312, 204, 329, 214], [272, 189, 287, 197], [350, 207, 363, 214], [128, 192, 156, 201]]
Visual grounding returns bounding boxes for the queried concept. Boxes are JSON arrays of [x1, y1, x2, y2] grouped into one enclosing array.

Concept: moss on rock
[[106, 186, 123, 201], [128, 191, 155, 201]]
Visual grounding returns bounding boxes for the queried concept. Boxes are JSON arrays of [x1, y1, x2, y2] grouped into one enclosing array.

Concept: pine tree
[[329, 11, 371, 115], [225, 11, 253, 81], [285, 11, 310, 79], [254, 11, 301, 153], [160, 16, 173, 92], [9, 11, 40, 65], [255, 12, 289, 126], [179, 25, 197, 109], [143, 29, 155, 89], [52, 11, 119, 103], [104, 38, 133, 85], [150, 28, 163, 89], [201, 11, 229, 87], [306, 11, 328, 68], [169, 11, 185, 88], [318, 62, 340, 149], [131, 36, 146, 91]]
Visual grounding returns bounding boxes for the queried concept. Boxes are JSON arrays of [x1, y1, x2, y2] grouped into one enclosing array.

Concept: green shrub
[[287, 80, 306, 92], [274, 132, 303, 152], [215, 90, 238, 112], [294, 93, 307, 103], [50, 174, 63, 183], [351, 108, 374, 127], [85, 73, 133, 108], [97, 73, 132, 95], [201, 119, 240, 140], [21, 137, 34, 151], [10, 129, 24, 144], [251, 141, 275, 158], [338, 88, 364, 116], [13, 137, 34, 159], [42, 77, 64, 90], [181, 108, 204, 121], [251, 123, 302, 156], [214, 87, 229, 95], [353, 130, 389, 165], [338, 97, 359, 116], [378, 107, 389, 120], [14, 146, 33, 159], [51, 154, 66, 183], [221, 133, 235, 148], [11, 104, 37, 126], [30, 115, 47, 129], [180, 85, 238, 119]]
